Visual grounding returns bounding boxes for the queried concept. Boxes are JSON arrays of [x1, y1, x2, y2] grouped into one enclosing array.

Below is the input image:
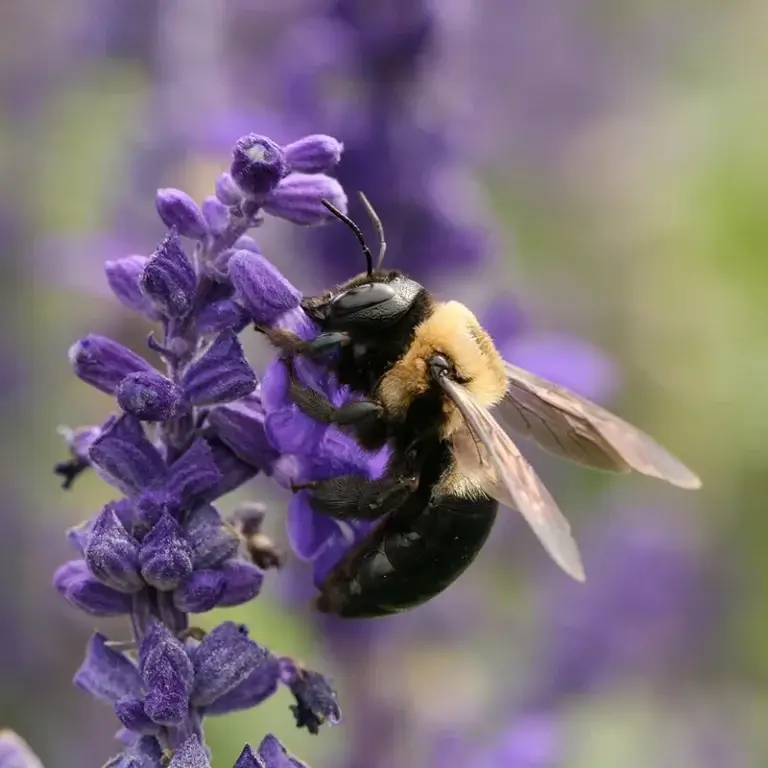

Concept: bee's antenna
[[358, 191, 387, 269], [321, 199, 373, 277]]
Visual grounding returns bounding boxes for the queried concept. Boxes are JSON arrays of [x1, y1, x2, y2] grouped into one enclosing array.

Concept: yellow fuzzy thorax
[[377, 301, 507, 436]]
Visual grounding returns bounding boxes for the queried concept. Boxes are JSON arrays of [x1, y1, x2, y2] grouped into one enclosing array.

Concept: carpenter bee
[[259, 194, 701, 618]]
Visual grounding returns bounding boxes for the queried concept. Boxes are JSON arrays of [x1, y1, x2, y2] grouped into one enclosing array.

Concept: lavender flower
[[53, 132, 345, 766], [0, 731, 44, 768]]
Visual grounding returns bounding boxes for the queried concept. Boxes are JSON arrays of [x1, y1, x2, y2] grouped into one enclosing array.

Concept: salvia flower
[[53, 131, 346, 766]]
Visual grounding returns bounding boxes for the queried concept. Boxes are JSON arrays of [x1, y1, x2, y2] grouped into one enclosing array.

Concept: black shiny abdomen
[[315, 492, 498, 618]]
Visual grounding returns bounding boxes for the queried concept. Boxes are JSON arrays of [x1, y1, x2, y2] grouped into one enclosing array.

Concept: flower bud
[[285, 134, 343, 173], [228, 251, 301, 325], [215, 172, 242, 205], [105, 256, 162, 319], [69, 334, 152, 395], [116, 370, 189, 421], [264, 173, 347, 225], [140, 230, 197, 319], [155, 188, 207, 239], [138, 515, 193, 590], [84, 505, 143, 592], [230, 135, 287, 200]]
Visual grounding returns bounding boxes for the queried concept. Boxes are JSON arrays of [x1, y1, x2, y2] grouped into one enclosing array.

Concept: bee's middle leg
[[293, 472, 419, 521]]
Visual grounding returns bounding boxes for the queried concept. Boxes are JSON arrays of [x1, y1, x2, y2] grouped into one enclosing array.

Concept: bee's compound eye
[[332, 283, 396, 317], [428, 354, 453, 379]]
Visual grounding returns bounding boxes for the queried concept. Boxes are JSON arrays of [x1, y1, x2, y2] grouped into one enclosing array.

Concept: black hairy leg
[[292, 472, 419, 521], [285, 360, 389, 449], [256, 325, 350, 359]]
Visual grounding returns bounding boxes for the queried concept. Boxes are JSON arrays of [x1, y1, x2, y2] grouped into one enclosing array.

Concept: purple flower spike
[[140, 230, 197, 319], [115, 697, 158, 735], [257, 735, 309, 768], [190, 622, 271, 707], [181, 329, 256, 405], [139, 623, 194, 726], [0, 731, 44, 768], [156, 188, 208, 240], [73, 633, 142, 703], [88, 414, 166, 496], [173, 570, 226, 613], [84, 505, 142, 592], [69, 334, 152, 395], [218, 560, 264, 607], [117, 370, 190, 422], [54, 560, 133, 616], [139, 515, 194, 590], [105, 256, 162, 320], [168, 737, 210, 768], [215, 172, 242, 206], [228, 251, 301, 325], [230, 135, 287, 200], [207, 395, 280, 471], [285, 135, 344, 174], [264, 173, 347, 225]]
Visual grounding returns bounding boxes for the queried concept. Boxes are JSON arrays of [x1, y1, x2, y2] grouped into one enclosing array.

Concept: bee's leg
[[255, 325, 350, 359], [286, 362, 388, 449], [292, 472, 419, 521]]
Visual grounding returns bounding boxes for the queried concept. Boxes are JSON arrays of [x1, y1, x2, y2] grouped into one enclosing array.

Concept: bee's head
[[308, 193, 423, 331], [306, 273, 423, 331]]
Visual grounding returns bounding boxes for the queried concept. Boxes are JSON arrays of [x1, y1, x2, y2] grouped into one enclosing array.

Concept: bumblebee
[[260, 194, 700, 618]]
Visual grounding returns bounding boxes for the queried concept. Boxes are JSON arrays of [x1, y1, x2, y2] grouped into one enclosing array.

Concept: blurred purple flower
[[52, 131, 345, 766], [0, 731, 44, 768]]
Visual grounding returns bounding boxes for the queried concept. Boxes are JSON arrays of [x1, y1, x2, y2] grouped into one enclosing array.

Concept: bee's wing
[[439, 376, 586, 582], [498, 361, 701, 490]]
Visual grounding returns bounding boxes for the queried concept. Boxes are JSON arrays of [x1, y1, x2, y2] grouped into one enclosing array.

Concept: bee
[[259, 193, 701, 618]]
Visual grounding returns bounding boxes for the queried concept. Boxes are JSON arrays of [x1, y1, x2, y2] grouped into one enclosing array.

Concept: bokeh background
[[2, 1, 766, 766]]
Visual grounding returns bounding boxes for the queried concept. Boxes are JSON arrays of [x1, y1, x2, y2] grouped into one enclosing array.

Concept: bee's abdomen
[[315, 492, 498, 618]]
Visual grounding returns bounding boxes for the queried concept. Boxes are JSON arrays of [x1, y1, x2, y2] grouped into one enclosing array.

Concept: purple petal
[[168, 737, 210, 768], [73, 632, 142, 703], [285, 135, 343, 174], [164, 438, 221, 508], [115, 697, 159, 736], [215, 173, 242, 206], [257, 734, 309, 768], [181, 328, 256, 406], [54, 560, 133, 616], [184, 505, 239, 570], [217, 560, 264, 607], [206, 440, 258, 499], [228, 251, 301, 325], [139, 623, 194, 726], [201, 196, 229, 237], [88, 415, 166, 496], [190, 622, 273, 707], [140, 230, 197, 319], [232, 745, 262, 768], [105, 256, 163, 320], [286, 496, 340, 561], [264, 173, 347, 225], [117, 371, 190, 422], [195, 298, 250, 336], [69, 334, 152, 395], [205, 654, 281, 715], [139, 515, 193, 590], [173, 570, 226, 613], [230, 134, 287, 200], [207, 395, 280, 471], [264, 406, 327, 458], [84, 504, 142, 592], [259, 360, 291, 411], [155, 188, 207, 240], [0, 731, 44, 768]]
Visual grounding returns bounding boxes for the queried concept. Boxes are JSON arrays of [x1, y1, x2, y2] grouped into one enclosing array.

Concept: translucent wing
[[498, 361, 701, 490], [439, 376, 586, 582]]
